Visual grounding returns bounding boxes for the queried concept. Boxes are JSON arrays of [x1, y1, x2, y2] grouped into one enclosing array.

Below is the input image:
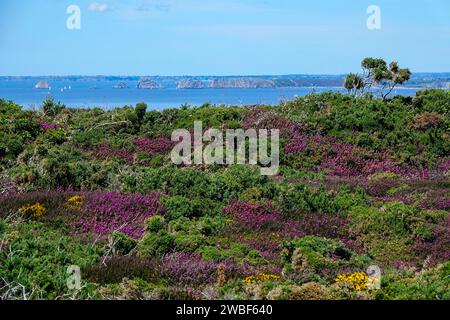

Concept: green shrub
[[0, 220, 100, 299], [281, 236, 370, 279], [163, 196, 195, 220], [112, 231, 138, 255], [173, 233, 204, 252], [145, 215, 166, 233], [138, 231, 175, 257], [375, 262, 450, 300]]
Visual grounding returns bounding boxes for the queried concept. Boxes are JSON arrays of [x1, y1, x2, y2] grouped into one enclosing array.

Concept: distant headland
[[3, 73, 450, 90]]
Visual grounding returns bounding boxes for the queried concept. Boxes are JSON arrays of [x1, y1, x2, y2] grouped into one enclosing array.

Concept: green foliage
[[375, 262, 450, 300], [123, 165, 268, 205], [0, 220, 100, 299], [112, 231, 138, 255], [0, 100, 39, 164], [361, 58, 411, 100], [197, 242, 262, 264], [277, 183, 367, 215], [344, 73, 364, 95], [135, 102, 147, 124], [163, 195, 196, 220], [138, 105, 244, 137], [348, 202, 447, 263], [43, 128, 68, 145], [72, 128, 105, 147], [145, 215, 167, 233], [0, 86, 449, 300], [138, 230, 175, 257], [281, 236, 371, 277], [41, 96, 66, 118], [280, 90, 449, 162]]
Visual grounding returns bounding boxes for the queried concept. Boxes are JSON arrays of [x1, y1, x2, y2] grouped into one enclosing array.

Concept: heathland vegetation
[[0, 60, 449, 300]]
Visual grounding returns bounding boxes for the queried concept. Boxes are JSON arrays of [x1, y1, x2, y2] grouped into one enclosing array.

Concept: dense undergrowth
[[0, 90, 449, 300]]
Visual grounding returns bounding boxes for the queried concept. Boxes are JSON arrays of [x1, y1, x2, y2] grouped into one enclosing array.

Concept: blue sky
[[0, 0, 449, 75]]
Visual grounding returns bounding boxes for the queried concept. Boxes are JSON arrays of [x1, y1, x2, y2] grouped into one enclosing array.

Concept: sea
[[0, 78, 422, 110]]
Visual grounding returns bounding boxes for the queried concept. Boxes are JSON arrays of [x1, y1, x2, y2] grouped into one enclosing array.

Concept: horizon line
[[2, 72, 450, 78]]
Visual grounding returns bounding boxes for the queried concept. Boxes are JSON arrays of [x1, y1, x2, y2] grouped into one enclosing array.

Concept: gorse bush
[[0, 220, 100, 299]]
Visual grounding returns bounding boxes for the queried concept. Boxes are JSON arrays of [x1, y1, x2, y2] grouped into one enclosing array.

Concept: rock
[[210, 78, 275, 89], [137, 78, 163, 89], [35, 80, 50, 89], [176, 80, 208, 89], [113, 82, 129, 89]]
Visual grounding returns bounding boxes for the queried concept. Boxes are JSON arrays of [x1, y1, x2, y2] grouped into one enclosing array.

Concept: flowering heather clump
[[412, 216, 450, 264], [375, 190, 449, 211], [242, 237, 282, 260], [161, 252, 253, 286], [317, 142, 367, 177], [419, 190, 450, 211], [438, 158, 450, 175], [91, 145, 134, 163], [403, 168, 431, 180], [284, 135, 308, 154], [282, 213, 350, 239], [411, 112, 444, 131], [83, 255, 162, 285], [392, 260, 417, 271], [79, 192, 165, 239], [0, 178, 18, 199], [223, 201, 281, 232], [131, 137, 174, 155], [19, 203, 46, 219], [241, 108, 300, 138], [37, 119, 66, 131], [285, 133, 420, 178], [284, 132, 334, 156], [363, 159, 402, 176]]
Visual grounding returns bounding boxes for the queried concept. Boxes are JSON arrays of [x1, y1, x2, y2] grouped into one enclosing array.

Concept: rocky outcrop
[[176, 80, 208, 89], [137, 78, 163, 89], [210, 78, 275, 89], [35, 80, 50, 89], [112, 82, 129, 89]]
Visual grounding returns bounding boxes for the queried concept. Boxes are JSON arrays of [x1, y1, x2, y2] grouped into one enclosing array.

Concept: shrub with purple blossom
[[37, 119, 66, 131], [91, 144, 134, 163], [412, 216, 450, 265], [160, 252, 253, 286], [78, 191, 165, 239], [131, 137, 174, 155], [223, 200, 281, 232]]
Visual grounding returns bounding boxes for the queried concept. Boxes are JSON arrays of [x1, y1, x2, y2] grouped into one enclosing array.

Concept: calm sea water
[[0, 79, 421, 110]]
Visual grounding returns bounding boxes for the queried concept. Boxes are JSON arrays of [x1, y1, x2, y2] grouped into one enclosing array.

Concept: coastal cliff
[[137, 78, 163, 89]]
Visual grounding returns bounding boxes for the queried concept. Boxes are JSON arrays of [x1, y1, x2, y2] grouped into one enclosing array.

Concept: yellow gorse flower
[[66, 195, 84, 210], [335, 271, 369, 291], [19, 203, 46, 219], [243, 273, 281, 285]]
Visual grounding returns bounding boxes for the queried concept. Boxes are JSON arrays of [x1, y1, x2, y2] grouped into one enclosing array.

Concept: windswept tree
[[344, 73, 364, 95], [344, 58, 411, 99], [379, 61, 412, 100]]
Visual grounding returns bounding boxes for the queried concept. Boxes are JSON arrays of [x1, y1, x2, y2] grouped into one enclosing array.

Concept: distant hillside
[[1, 73, 449, 89]]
